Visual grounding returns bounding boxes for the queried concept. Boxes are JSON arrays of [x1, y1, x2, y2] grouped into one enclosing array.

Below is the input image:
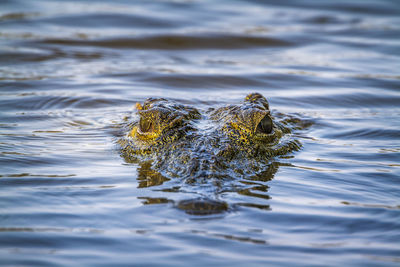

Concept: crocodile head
[[119, 93, 307, 215], [120, 93, 301, 178]]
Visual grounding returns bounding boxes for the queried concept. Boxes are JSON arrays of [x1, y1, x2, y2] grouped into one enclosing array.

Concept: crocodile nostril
[[256, 115, 273, 134]]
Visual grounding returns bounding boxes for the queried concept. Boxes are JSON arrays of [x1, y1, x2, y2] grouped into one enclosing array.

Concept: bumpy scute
[[126, 98, 201, 152]]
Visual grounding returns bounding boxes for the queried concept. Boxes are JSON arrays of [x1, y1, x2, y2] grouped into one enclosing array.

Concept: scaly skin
[[119, 93, 301, 182]]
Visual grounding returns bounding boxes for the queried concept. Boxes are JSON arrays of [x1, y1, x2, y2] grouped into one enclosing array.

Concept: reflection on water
[[1, 0, 400, 266], [134, 160, 283, 215], [136, 161, 170, 188]]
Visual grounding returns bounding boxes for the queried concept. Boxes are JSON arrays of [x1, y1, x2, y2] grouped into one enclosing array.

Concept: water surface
[[1, 0, 400, 266]]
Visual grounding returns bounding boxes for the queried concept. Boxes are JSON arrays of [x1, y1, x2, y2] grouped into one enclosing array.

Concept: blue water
[[1, 0, 399, 266]]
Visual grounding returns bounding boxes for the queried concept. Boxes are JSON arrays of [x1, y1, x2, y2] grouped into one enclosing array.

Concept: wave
[[36, 34, 293, 50]]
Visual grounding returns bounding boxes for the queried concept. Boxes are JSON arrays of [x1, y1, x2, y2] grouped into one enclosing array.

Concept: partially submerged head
[[211, 93, 278, 147], [124, 92, 297, 160], [129, 98, 200, 146], [120, 92, 303, 180]]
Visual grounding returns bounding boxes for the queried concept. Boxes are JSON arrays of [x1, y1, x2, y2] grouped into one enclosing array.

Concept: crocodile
[[119, 93, 306, 214]]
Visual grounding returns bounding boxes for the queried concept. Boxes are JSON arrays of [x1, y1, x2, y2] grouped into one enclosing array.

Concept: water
[[1, 0, 399, 266]]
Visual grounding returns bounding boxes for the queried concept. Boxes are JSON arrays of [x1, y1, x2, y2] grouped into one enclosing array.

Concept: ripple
[[341, 201, 400, 210], [0, 12, 40, 21], [0, 173, 75, 178], [274, 91, 400, 108], [0, 48, 104, 64], [0, 94, 133, 111], [140, 73, 266, 88], [36, 34, 293, 50], [37, 13, 179, 29], [325, 127, 400, 140]]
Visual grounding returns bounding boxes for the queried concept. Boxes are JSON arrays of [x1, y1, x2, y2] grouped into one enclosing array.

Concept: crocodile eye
[[256, 115, 273, 134], [139, 117, 154, 133]]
